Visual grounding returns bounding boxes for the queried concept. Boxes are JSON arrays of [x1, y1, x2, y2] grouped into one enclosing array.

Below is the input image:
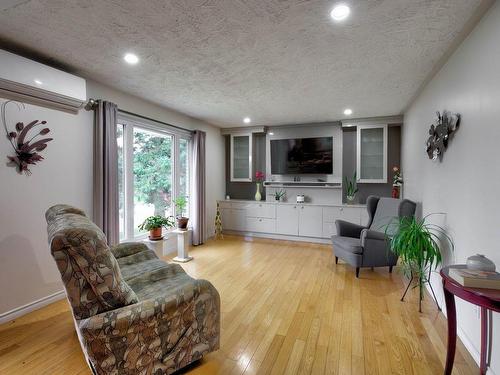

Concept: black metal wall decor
[[426, 111, 460, 161], [2, 100, 53, 175]]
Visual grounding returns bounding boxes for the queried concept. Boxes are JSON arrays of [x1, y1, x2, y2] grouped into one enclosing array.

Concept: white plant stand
[[143, 237, 165, 258], [172, 228, 193, 263]]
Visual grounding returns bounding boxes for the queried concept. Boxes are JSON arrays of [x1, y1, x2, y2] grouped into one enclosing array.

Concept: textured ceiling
[[0, 0, 485, 127]]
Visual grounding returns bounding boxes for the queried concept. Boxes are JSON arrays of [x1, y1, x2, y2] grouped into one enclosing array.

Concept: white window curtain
[[93, 100, 119, 245], [191, 130, 206, 245]]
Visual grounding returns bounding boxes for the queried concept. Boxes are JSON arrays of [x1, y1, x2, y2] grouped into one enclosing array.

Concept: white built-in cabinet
[[356, 124, 388, 183], [219, 200, 365, 241], [298, 206, 323, 237], [230, 133, 252, 182]]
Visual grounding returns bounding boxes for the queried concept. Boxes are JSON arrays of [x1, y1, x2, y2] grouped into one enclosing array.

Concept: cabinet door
[[220, 208, 232, 230], [231, 209, 247, 231], [298, 206, 323, 238], [323, 222, 337, 238], [221, 208, 246, 231], [230, 134, 252, 182], [339, 207, 362, 225], [276, 205, 299, 235], [357, 125, 387, 183]]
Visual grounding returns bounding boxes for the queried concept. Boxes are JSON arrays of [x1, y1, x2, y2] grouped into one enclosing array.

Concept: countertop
[[218, 199, 366, 208]]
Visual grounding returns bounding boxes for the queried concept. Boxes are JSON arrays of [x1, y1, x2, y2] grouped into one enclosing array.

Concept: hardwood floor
[[0, 235, 478, 374]]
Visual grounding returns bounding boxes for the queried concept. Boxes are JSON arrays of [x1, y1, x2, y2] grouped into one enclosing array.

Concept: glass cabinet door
[[231, 133, 252, 181], [356, 125, 387, 183]]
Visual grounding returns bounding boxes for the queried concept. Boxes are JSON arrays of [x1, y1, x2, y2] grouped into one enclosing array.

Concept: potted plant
[[274, 189, 286, 202], [344, 172, 358, 203], [174, 196, 189, 230], [138, 215, 174, 241], [387, 214, 453, 312], [392, 166, 403, 198]]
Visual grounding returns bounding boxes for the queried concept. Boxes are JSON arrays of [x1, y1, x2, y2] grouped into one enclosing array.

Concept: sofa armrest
[[360, 229, 387, 244], [110, 241, 149, 259], [78, 279, 220, 374], [335, 220, 366, 238]]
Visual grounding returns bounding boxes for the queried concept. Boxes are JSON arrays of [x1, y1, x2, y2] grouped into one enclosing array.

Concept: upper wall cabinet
[[230, 133, 252, 182], [356, 124, 388, 183]]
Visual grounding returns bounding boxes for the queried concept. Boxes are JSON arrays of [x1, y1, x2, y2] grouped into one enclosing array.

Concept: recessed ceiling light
[[243, 117, 251, 124], [123, 53, 139, 65], [34, 79, 43, 85], [344, 108, 353, 115], [269, 132, 274, 136], [330, 4, 350, 21]]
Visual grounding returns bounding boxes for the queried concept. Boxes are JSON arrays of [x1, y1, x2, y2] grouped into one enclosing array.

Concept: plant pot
[[177, 217, 189, 230], [149, 227, 163, 241], [346, 195, 356, 204]]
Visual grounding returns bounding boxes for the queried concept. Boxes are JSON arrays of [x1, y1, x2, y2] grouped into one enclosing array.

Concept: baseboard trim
[[0, 290, 66, 325], [222, 230, 331, 244]]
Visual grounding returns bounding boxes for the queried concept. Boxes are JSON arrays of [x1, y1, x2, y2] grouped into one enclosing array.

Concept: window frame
[[118, 113, 192, 241]]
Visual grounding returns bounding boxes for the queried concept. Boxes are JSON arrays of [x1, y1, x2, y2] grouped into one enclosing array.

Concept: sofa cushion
[[118, 250, 170, 281], [331, 235, 363, 254], [126, 263, 195, 301], [369, 197, 400, 233], [46, 205, 138, 319]]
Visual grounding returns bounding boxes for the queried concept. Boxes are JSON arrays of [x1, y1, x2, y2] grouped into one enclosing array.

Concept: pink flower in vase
[[255, 171, 265, 183]]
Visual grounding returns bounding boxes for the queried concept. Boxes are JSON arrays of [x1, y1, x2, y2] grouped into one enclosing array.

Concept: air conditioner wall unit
[[0, 49, 86, 113]]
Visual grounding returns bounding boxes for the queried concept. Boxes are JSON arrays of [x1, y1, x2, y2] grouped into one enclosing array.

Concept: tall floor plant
[[386, 214, 453, 312]]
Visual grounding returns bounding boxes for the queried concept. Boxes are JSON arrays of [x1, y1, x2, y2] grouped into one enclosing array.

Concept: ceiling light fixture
[[243, 117, 251, 124], [269, 132, 274, 136], [34, 79, 43, 85], [344, 108, 353, 115], [330, 3, 351, 21], [123, 53, 139, 65]]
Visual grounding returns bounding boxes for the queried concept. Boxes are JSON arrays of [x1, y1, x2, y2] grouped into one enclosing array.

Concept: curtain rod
[[85, 98, 193, 134], [118, 109, 193, 134]]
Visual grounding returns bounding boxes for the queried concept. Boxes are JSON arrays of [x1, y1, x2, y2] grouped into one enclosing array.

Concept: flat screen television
[[271, 136, 333, 174]]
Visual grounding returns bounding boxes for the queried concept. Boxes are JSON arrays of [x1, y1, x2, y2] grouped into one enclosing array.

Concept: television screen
[[271, 137, 333, 174]]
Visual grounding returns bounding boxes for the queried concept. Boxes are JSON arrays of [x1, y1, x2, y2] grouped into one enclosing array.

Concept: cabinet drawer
[[221, 208, 246, 231], [323, 206, 362, 225], [246, 217, 276, 233], [246, 203, 276, 218], [232, 202, 249, 210], [219, 201, 232, 209]]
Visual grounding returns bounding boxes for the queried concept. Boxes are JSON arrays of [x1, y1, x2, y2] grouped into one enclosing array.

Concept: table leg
[[480, 307, 488, 375], [443, 285, 457, 375]]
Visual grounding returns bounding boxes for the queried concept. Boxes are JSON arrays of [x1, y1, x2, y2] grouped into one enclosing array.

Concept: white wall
[[0, 79, 224, 318], [402, 2, 500, 372]]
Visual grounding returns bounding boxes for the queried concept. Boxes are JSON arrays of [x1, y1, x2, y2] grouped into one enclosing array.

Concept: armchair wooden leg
[[355, 267, 360, 278], [389, 266, 393, 273], [335, 256, 338, 264]]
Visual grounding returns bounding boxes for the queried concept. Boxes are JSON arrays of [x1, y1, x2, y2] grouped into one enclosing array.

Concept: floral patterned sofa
[[45, 205, 220, 375]]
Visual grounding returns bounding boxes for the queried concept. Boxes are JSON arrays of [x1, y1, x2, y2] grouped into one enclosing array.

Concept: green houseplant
[[387, 214, 453, 312], [174, 196, 189, 230], [138, 215, 174, 240], [274, 189, 286, 201], [344, 172, 358, 203]]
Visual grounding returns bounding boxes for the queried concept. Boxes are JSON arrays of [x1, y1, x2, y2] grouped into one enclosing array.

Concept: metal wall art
[[2, 100, 53, 175], [426, 111, 460, 161]]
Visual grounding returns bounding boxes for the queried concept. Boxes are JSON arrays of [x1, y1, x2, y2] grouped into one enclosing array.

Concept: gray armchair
[[332, 196, 416, 278]]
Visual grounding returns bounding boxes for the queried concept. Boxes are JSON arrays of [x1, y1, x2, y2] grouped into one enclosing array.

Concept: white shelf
[[263, 181, 341, 189]]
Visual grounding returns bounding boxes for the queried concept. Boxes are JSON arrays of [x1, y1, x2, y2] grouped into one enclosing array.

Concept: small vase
[[255, 183, 262, 201], [346, 195, 355, 204], [467, 254, 496, 271]]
